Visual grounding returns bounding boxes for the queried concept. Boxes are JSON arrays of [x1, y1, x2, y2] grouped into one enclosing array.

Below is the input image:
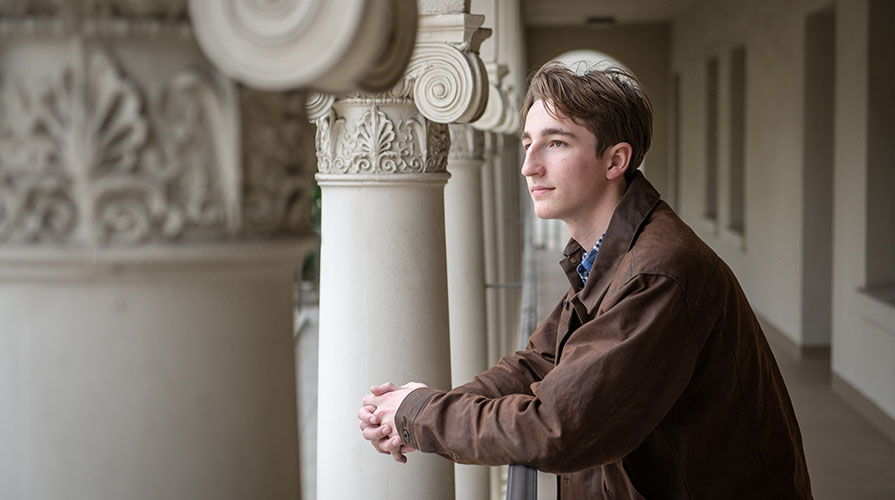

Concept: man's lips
[[530, 186, 554, 196]]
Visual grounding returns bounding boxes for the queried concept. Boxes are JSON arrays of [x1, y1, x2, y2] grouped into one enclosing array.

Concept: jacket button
[[563, 299, 569, 309]]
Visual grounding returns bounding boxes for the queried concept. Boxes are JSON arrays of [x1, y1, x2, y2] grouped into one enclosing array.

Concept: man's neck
[[567, 184, 626, 251]]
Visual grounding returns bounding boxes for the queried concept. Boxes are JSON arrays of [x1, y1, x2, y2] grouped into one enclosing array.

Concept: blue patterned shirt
[[576, 232, 606, 286]]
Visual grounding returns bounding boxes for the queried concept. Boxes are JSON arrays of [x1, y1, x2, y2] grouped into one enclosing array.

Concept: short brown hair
[[522, 61, 653, 182]]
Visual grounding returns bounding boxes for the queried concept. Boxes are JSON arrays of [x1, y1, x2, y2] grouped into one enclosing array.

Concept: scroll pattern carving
[[308, 13, 491, 177], [313, 103, 450, 175], [406, 43, 488, 125], [0, 46, 312, 246]]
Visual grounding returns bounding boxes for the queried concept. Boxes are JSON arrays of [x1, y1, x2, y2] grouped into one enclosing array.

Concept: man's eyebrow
[[521, 128, 578, 141]]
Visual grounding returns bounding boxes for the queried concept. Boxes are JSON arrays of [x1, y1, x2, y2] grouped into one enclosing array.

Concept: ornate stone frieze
[[0, 42, 313, 247], [312, 101, 450, 175], [448, 124, 484, 162]]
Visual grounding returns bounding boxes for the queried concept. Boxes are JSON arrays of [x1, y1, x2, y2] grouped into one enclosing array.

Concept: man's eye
[[550, 140, 564, 147], [522, 143, 530, 151]]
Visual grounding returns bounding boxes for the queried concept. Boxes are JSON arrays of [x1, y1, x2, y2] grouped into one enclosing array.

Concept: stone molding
[[188, 0, 418, 93], [0, 35, 314, 248]]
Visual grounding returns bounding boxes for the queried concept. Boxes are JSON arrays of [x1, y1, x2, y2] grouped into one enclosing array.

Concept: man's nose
[[521, 148, 542, 177]]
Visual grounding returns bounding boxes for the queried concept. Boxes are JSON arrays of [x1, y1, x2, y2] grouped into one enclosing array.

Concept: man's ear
[[605, 142, 632, 181]]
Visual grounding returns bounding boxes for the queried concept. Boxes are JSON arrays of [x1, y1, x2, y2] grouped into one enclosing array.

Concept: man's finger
[[357, 405, 378, 426], [361, 393, 378, 407], [361, 423, 391, 442], [370, 438, 389, 455], [370, 382, 400, 396]]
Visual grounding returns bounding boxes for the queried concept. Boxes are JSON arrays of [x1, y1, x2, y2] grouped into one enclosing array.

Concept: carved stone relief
[[307, 14, 492, 179], [241, 87, 314, 234], [312, 101, 450, 175], [0, 39, 313, 247]]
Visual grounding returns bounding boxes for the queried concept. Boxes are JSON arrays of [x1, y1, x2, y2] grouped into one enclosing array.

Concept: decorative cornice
[[188, 0, 417, 94]]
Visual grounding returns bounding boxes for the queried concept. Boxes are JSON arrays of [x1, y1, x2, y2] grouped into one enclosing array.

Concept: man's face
[[521, 99, 609, 223]]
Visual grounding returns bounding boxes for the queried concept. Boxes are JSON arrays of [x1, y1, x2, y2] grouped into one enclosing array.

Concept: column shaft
[[316, 177, 455, 500], [445, 126, 490, 500], [0, 246, 309, 500]]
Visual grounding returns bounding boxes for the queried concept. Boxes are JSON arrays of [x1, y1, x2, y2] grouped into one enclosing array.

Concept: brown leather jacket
[[396, 172, 813, 499]]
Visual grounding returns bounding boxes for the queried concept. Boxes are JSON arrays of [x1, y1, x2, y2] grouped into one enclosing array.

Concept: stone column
[[0, 1, 420, 499], [308, 10, 489, 500], [0, 4, 318, 500], [444, 124, 491, 499]]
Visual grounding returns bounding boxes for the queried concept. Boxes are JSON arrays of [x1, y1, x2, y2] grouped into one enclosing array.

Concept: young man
[[359, 62, 813, 499]]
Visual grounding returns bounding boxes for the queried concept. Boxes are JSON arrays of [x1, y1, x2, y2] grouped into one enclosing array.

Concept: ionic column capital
[[307, 10, 490, 180], [407, 13, 490, 124], [188, 0, 418, 93], [472, 62, 511, 133]]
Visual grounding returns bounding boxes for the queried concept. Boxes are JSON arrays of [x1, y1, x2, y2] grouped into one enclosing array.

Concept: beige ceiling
[[521, 0, 703, 26]]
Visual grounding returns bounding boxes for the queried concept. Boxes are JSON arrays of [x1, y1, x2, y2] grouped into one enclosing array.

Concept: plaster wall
[[670, 0, 830, 347], [832, 0, 895, 421]]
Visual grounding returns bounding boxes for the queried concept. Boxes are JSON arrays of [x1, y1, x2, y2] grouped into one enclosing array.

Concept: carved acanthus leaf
[[0, 45, 313, 247], [313, 102, 450, 175]]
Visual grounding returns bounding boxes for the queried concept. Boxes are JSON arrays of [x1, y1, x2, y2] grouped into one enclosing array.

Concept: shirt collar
[[560, 170, 662, 314], [576, 233, 606, 286]]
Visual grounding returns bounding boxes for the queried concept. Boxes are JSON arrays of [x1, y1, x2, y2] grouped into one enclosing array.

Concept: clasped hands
[[358, 381, 427, 463]]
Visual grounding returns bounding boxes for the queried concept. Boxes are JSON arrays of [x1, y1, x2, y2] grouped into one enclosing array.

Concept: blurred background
[[0, 1, 892, 499]]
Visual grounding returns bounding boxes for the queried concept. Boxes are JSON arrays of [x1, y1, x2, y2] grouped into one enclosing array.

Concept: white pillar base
[[0, 241, 310, 500]]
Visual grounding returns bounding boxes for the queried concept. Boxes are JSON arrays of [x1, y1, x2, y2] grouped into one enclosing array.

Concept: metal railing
[[506, 465, 538, 500], [507, 204, 541, 500]]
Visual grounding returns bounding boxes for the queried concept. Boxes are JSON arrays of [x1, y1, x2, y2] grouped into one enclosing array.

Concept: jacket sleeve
[[449, 296, 563, 399], [395, 273, 706, 473]]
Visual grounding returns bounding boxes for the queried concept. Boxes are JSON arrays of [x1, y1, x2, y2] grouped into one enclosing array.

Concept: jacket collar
[[560, 170, 661, 314]]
